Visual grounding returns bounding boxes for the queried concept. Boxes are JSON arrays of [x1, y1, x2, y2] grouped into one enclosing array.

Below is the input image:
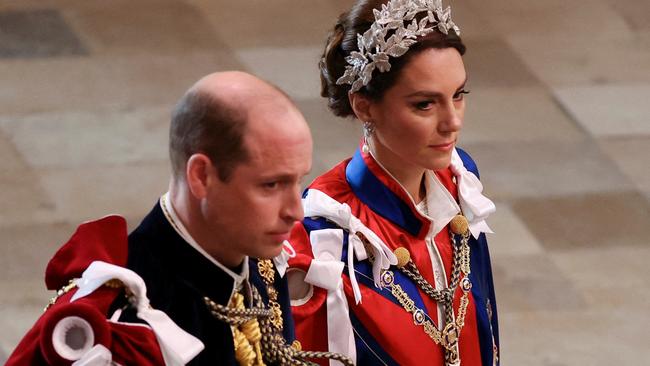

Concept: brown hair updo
[[320, 0, 466, 117]]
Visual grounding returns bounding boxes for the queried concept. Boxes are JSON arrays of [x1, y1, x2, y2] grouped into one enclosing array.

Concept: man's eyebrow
[[260, 172, 305, 181]]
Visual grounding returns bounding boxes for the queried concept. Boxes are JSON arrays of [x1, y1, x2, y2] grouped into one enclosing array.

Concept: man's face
[[203, 105, 312, 263]]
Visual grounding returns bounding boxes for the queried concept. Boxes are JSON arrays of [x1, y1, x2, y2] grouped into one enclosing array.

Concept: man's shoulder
[[126, 202, 175, 274], [127, 202, 166, 245], [6, 213, 174, 366], [46, 215, 129, 290]]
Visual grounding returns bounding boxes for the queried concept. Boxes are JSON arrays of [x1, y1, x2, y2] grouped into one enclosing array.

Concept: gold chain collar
[[358, 214, 472, 365]]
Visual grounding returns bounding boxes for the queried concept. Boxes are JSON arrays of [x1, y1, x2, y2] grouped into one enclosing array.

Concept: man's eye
[[453, 89, 470, 101], [262, 181, 279, 189]]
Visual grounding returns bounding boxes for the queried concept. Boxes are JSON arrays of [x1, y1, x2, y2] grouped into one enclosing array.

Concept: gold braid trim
[[44, 278, 129, 312]]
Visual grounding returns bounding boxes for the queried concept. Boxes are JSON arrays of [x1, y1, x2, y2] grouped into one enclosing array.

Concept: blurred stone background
[[1, 1, 649, 364]]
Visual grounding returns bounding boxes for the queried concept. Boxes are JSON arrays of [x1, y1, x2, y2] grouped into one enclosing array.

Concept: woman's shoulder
[[307, 157, 355, 202]]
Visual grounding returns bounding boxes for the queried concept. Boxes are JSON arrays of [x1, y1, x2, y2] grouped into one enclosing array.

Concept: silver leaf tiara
[[336, 0, 461, 93]]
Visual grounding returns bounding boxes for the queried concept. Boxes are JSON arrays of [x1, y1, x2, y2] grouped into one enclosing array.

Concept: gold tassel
[[231, 292, 266, 366], [242, 318, 264, 366], [233, 327, 256, 366]]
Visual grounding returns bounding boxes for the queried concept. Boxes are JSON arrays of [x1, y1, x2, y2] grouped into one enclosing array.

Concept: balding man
[[6, 72, 314, 366]]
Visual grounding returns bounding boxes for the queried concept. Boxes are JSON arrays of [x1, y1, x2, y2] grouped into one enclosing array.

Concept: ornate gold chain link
[[379, 267, 470, 352], [359, 214, 473, 365]]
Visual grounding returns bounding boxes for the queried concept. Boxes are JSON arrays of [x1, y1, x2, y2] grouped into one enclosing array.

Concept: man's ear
[[349, 92, 373, 122], [185, 153, 214, 199]]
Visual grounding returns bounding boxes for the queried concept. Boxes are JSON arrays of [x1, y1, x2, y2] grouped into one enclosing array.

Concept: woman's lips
[[429, 141, 455, 151]]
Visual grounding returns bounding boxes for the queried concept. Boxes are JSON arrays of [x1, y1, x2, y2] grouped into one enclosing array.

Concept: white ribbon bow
[[71, 261, 204, 366], [304, 229, 356, 366], [303, 189, 397, 305], [450, 149, 496, 238]]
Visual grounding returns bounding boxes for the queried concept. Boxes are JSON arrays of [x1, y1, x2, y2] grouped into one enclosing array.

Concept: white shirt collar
[[420, 170, 462, 237], [160, 193, 249, 287]]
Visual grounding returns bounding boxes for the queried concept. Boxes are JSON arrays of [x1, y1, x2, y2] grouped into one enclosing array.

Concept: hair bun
[[319, 17, 354, 117]]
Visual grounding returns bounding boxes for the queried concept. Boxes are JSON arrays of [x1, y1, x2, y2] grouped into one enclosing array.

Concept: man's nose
[[282, 186, 304, 223]]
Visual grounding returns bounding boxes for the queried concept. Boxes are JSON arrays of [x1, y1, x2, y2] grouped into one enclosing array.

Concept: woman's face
[[366, 47, 468, 175]]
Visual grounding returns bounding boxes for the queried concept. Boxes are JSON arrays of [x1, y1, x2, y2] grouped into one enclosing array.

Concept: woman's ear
[[349, 92, 373, 122], [185, 153, 213, 200]]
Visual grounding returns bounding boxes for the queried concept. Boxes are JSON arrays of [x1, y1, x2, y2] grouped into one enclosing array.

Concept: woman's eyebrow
[[404, 77, 469, 98]]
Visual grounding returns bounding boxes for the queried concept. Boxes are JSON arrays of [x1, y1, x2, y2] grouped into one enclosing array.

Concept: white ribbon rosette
[[71, 261, 204, 366]]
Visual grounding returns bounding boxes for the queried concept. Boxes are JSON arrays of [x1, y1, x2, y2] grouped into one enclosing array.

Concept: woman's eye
[[415, 101, 434, 110], [453, 89, 470, 101]]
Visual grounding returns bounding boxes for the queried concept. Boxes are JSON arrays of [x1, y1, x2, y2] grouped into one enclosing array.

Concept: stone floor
[[1, 0, 649, 364]]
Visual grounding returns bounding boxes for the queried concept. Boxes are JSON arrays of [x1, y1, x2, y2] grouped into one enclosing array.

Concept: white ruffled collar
[[417, 149, 496, 238], [449, 149, 496, 238], [371, 148, 495, 238]]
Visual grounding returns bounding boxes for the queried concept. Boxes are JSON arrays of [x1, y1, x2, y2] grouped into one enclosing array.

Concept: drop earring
[[362, 121, 375, 154]]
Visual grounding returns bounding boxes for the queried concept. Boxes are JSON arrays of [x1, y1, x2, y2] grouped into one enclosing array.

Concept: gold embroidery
[[258, 259, 283, 330]]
